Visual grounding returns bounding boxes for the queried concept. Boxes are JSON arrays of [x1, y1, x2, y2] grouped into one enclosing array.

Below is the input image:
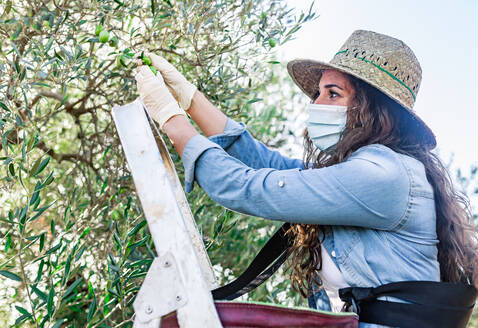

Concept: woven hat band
[[329, 48, 419, 110], [334, 50, 416, 100]]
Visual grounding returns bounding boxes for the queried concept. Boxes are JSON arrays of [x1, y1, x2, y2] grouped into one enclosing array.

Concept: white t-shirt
[[318, 246, 350, 312]]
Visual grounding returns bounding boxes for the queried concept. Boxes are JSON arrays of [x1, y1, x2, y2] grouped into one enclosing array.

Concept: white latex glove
[[145, 52, 197, 111], [135, 65, 187, 130]]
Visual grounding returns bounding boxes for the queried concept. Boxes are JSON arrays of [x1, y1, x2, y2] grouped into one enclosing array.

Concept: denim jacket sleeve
[[207, 117, 304, 170], [182, 124, 410, 230]]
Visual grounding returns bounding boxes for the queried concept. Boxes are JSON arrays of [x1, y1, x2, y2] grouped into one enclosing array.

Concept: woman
[[135, 30, 477, 327]]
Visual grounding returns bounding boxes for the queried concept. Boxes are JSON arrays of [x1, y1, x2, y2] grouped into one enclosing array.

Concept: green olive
[[99, 30, 110, 43], [109, 36, 119, 47], [116, 55, 126, 68], [268, 38, 277, 47], [95, 25, 103, 36], [261, 12, 267, 19], [142, 56, 152, 66]]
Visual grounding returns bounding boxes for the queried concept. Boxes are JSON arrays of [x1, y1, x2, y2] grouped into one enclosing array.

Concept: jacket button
[[278, 180, 285, 188], [331, 250, 336, 258]]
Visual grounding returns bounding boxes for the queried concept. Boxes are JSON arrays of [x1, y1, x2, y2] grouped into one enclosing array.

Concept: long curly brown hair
[[286, 72, 478, 297]]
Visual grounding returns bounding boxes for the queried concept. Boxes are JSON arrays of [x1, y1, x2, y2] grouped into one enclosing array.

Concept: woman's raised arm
[[186, 90, 228, 137], [145, 52, 228, 137], [146, 52, 303, 171]]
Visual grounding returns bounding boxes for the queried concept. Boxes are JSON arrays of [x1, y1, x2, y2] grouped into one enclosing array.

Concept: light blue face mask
[[306, 103, 347, 151]]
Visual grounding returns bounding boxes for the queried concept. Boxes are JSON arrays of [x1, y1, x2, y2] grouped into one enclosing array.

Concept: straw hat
[[287, 30, 436, 148]]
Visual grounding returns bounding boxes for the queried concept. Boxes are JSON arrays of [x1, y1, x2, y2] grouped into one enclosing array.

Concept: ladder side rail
[[112, 100, 222, 328], [153, 112, 217, 290]]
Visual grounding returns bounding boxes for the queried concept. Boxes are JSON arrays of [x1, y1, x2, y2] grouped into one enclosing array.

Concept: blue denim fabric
[[182, 118, 440, 328]]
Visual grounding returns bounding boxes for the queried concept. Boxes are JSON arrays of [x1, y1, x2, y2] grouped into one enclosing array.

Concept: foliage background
[[0, 0, 476, 327]]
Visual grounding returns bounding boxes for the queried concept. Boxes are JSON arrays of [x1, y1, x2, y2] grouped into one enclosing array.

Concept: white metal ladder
[[112, 99, 222, 328]]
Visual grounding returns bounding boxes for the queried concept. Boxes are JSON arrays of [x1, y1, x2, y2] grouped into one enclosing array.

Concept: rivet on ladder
[[145, 305, 153, 314]]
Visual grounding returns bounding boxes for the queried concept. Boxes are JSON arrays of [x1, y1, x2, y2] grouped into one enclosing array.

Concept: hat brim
[[287, 59, 436, 148]]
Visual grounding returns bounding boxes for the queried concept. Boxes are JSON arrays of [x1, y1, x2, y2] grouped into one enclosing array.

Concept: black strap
[[339, 281, 478, 328], [212, 223, 291, 300]]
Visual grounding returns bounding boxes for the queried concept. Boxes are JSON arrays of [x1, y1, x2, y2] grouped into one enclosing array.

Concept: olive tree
[[0, 0, 316, 326]]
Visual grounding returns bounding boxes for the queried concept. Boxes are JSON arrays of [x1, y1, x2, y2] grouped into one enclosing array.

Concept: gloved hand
[[145, 52, 197, 111], [135, 65, 187, 130]]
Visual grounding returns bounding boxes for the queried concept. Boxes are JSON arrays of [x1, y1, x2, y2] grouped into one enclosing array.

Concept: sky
[[280, 0, 478, 171]]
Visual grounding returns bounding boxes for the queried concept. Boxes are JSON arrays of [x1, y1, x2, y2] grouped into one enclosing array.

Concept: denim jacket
[[182, 118, 440, 328]]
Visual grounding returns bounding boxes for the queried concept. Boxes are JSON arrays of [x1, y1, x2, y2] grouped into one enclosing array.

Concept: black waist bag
[[339, 281, 477, 328], [212, 223, 478, 328]]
